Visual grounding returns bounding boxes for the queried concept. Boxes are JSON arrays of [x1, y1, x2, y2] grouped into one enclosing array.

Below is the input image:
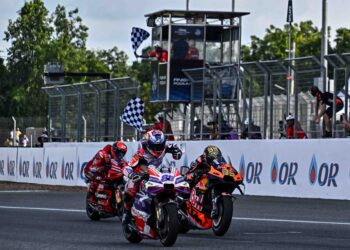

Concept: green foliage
[[3, 0, 51, 116], [3, 1, 350, 122], [334, 28, 350, 54], [242, 21, 326, 62]]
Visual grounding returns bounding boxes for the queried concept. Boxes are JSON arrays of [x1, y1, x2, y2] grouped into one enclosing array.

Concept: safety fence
[[1, 139, 349, 200], [2, 54, 350, 143], [42, 77, 140, 142]]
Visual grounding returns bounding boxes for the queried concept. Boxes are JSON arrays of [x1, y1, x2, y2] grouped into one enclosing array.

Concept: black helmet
[[203, 145, 222, 162]]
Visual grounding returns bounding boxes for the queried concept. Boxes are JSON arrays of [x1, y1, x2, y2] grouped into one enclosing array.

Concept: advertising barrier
[[0, 147, 17, 182], [17, 148, 43, 184], [0, 139, 349, 200]]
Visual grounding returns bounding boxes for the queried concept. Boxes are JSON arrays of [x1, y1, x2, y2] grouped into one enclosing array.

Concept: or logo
[[46, 157, 58, 179], [309, 155, 339, 187], [239, 155, 262, 184], [33, 156, 42, 179], [7, 157, 15, 176], [0, 160, 5, 175], [18, 157, 30, 178], [271, 155, 298, 185], [61, 157, 74, 180]]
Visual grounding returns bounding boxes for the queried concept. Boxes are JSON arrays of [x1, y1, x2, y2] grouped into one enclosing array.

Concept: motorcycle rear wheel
[[158, 203, 179, 246], [212, 196, 233, 236]]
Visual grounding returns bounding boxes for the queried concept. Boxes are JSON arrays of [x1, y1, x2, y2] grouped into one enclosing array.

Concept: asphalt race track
[[0, 191, 349, 250]]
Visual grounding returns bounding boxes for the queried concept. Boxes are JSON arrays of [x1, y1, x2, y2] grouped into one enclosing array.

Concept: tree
[[46, 5, 89, 83], [242, 21, 323, 62], [334, 28, 350, 54], [0, 58, 10, 114], [4, 0, 52, 116]]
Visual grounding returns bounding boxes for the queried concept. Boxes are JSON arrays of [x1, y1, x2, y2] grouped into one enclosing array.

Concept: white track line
[[0, 190, 49, 193], [0, 205, 349, 226], [0, 205, 84, 213], [233, 217, 350, 226]]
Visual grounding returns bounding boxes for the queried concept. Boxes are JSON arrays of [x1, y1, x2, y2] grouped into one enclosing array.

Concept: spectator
[[9, 129, 14, 141], [185, 39, 199, 60], [15, 128, 21, 142], [149, 43, 168, 63], [171, 38, 189, 60], [22, 135, 30, 147], [241, 119, 262, 139], [35, 133, 49, 147], [340, 114, 350, 131], [137, 42, 168, 63], [42, 127, 49, 136], [310, 86, 343, 138], [207, 121, 219, 139], [3, 137, 13, 147], [285, 114, 307, 139], [153, 116, 175, 141]]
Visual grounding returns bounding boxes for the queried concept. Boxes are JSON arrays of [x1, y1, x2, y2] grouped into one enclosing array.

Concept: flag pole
[[286, 0, 293, 116]]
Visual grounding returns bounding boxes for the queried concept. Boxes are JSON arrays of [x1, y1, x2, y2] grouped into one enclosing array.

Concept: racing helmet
[[144, 129, 166, 157], [203, 145, 223, 163], [112, 141, 127, 160], [286, 114, 295, 121]]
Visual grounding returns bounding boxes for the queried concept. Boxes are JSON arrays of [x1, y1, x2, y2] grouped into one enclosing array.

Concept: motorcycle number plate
[[222, 169, 234, 177]]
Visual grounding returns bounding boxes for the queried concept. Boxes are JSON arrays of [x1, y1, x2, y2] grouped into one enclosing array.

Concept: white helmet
[[153, 41, 161, 48], [286, 114, 294, 121]]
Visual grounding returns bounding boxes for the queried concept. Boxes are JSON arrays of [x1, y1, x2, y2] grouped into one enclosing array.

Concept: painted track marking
[[0, 206, 349, 226], [233, 217, 350, 226]]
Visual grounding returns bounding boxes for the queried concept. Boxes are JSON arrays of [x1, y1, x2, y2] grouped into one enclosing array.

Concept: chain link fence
[[2, 54, 350, 144], [43, 77, 140, 142]]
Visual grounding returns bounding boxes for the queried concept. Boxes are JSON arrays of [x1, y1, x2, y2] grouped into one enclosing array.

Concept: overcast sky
[[1, 0, 350, 61]]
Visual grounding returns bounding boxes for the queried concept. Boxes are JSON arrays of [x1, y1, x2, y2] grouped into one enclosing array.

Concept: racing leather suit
[[123, 140, 182, 210], [84, 145, 127, 204]]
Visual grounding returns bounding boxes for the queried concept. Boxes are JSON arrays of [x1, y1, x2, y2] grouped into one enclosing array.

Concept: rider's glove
[[129, 172, 142, 182], [170, 144, 182, 160], [172, 149, 182, 160]]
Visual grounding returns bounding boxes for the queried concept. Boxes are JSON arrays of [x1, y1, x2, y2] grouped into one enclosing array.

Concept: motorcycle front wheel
[[86, 199, 100, 221], [158, 203, 179, 247], [212, 196, 233, 236], [122, 222, 142, 244]]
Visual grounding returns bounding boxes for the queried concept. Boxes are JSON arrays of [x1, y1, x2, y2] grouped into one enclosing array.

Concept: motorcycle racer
[[84, 141, 128, 205], [185, 145, 227, 185], [122, 129, 182, 225], [185, 145, 228, 218]]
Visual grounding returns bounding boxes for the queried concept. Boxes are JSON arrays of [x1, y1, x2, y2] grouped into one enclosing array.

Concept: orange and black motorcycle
[[177, 161, 244, 236]]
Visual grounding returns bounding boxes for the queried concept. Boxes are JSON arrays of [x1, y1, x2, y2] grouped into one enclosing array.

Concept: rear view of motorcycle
[[177, 161, 244, 236], [122, 164, 189, 247], [86, 159, 124, 220]]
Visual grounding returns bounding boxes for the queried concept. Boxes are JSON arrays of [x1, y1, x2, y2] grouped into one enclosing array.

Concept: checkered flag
[[131, 27, 150, 57], [121, 97, 145, 131]]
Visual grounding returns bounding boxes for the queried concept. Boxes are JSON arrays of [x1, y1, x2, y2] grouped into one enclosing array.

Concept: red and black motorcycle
[[86, 159, 124, 221], [178, 161, 244, 236]]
